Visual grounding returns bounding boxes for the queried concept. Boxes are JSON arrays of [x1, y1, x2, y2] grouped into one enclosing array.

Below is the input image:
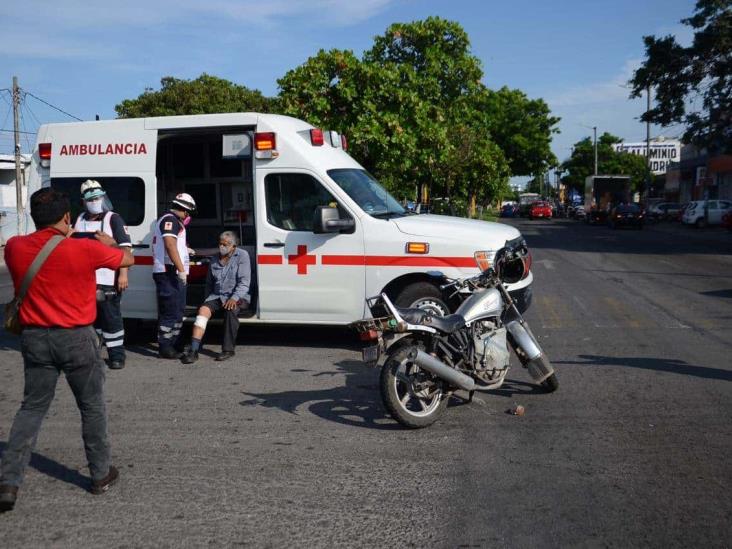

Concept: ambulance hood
[[392, 214, 521, 248]]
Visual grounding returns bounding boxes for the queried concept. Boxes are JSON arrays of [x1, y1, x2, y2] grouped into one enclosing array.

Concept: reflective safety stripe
[[159, 325, 172, 332], [161, 332, 175, 339], [103, 330, 125, 339], [106, 340, 124, 348]]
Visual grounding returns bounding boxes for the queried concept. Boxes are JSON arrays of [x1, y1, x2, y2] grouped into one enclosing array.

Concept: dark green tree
[[115, 74, 274, 118], [278, 17, 556, 206], [630, 0, 732, 152], [561, 133, 651, 193], [479, 86, 559, 176]]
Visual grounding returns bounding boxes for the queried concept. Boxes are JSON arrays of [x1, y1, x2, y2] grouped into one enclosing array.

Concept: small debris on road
[[508, 404, 525, 416]]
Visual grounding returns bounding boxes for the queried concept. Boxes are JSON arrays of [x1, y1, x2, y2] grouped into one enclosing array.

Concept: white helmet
[[172, 192, 196, 212], [80, 179, 106, 201]]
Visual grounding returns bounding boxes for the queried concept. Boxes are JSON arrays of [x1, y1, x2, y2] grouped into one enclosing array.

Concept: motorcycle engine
[[474, 325, 511, 379]]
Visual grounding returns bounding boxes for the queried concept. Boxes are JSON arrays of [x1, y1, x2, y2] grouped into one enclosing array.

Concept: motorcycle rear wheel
[[380, 346, 448, 429]]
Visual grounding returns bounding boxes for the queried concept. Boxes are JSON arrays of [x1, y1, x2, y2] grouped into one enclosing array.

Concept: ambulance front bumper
[[508, 283, 532, 314]]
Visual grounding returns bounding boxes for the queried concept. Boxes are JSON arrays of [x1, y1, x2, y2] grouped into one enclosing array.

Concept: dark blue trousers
[[153, 269, 186, 352]]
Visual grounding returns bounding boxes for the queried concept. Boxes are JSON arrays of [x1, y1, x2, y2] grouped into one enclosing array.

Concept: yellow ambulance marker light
[[406, 242, 429, 254]]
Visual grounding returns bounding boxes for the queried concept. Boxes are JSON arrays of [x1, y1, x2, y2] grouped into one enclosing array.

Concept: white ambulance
[[26, 113, 534, 325]]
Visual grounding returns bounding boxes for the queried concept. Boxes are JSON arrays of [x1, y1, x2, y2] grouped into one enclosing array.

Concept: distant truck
[[584, 176, 631, 224], [518, 192, 540, 217]]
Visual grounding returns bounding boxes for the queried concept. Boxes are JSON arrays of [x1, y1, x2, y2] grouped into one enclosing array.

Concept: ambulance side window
[[50, 177, 145, 226], [265, 173, 345, 232]]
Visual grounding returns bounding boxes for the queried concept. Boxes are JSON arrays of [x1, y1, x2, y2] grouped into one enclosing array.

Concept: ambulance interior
[[156, 129, 257, 316]]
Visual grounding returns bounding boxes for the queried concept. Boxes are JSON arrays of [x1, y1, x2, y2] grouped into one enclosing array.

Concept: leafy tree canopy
[[115, 74, 273, 118], [278, 17, 557, 207], [561, 133, 651, 193], [630, 0, 732, 153]]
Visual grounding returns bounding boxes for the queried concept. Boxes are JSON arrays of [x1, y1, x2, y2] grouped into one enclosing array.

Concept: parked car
[[500, 203, 518, 218], [573, 205, 586, 220], [647, 202, 682, 221], [609, 203, 644, 230], [529, 201, 552, 220], [675, 202, 690, 222], [682, 200, 732, 227]]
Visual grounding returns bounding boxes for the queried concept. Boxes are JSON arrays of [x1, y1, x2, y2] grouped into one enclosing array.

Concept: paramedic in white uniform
[[74, 180, 132, 370], [152, 193, 196, 359]]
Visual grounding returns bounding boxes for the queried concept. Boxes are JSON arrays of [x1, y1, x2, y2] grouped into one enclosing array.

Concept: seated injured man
[[181, 231, 251, 364]]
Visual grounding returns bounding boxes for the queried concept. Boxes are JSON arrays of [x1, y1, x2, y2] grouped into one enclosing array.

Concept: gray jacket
[[204, 248, 251, 305]]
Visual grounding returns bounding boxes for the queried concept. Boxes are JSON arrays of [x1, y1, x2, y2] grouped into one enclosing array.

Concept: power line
[[0, 128, 36, 135], [23, 90, 82, 121], [18, 106, 33, 153], [24, 99, 44, 128]]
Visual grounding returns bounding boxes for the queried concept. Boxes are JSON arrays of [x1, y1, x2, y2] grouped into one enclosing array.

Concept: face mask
[[86, 199, 104, 215], [219, 245, 232, 257], [182, 215, 192, 227]]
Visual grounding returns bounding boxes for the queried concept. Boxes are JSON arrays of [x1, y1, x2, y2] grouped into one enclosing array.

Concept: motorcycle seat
[[425, 314, 465, 334], [396, 307, 465, 334], [396, 307, 429, 324]]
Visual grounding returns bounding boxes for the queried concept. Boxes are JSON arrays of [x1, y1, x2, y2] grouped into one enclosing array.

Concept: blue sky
[[1, 0, 696, 184]]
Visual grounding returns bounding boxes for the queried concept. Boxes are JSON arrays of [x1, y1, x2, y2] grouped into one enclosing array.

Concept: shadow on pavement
[[239, 359, 402, 430], [555, 354, 732, 382], [0, 441, 90, 491], [489, 378, 546, 398], [124, 323, 361, 356], [700, 288, 732, 299]]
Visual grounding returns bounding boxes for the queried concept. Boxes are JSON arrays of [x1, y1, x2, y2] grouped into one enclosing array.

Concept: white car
[[682, 200, 732, 227]]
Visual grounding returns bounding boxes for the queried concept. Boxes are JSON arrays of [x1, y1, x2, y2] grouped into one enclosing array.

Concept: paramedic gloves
[[177, 271, 188, 285]]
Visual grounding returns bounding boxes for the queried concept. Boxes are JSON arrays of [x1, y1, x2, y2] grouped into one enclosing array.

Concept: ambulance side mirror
[[313, 205, 355, 234]]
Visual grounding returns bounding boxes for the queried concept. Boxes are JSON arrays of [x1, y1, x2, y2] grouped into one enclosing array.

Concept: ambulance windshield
[[328, 169, 406, 218]]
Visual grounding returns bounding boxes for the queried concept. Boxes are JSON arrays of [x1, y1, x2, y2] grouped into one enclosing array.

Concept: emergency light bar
[[39, 143, 51, 167], [310, 129, 324, 146], [254, 132, 277, 159]]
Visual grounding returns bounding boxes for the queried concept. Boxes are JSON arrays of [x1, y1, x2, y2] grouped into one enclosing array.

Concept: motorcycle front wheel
[[380, 346, 448, 429]]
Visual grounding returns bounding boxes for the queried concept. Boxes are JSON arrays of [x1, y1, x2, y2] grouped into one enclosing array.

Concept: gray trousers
[[0, 325, 110, 487]]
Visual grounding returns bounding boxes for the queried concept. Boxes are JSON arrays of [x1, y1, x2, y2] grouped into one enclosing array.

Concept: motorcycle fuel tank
[[456, 288, 504, 323]]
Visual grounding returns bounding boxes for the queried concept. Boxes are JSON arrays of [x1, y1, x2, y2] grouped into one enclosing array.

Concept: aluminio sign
[[612, 141, 681, 175]]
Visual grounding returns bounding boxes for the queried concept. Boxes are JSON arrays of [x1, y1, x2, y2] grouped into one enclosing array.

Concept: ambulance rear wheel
[[395, 282, 451, 317]]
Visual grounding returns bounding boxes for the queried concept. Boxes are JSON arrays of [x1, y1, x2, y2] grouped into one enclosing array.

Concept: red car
[[529, 201, 552, 220]]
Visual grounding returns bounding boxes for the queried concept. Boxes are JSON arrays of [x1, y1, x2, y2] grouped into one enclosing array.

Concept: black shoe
[[109, 360, 125, 370], [0, 485, 18, 512], [91, 466, 119, 495], [181, 350, 199, 364], [159, 348, 182, 359], [215, 351, 235, 362]]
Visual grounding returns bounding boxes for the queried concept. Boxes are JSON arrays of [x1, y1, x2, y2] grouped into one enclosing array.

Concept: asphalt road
[[0, 219, 730, 547]]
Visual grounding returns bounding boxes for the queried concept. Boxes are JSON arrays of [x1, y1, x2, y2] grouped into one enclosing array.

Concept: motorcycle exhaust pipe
[[407, 349, 475, 391]]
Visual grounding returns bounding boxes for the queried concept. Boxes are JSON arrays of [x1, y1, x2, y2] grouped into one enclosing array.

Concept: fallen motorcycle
[[352, 242, 558, 429]]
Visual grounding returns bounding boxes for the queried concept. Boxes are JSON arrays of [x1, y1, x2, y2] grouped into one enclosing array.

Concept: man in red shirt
[[0, 188, 133, 512]]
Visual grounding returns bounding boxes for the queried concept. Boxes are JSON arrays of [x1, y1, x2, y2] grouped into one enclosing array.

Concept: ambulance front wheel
[[394, 282, 451, 317]]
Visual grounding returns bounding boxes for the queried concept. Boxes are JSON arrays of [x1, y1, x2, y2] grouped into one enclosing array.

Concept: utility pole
[[593, 126, 598, 176], [12, 76, 24, 236], [645, 86, 651, 200]]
